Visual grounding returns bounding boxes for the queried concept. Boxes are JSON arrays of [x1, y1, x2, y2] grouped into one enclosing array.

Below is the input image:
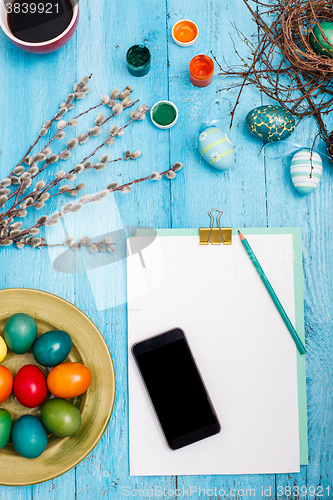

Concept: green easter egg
[[4, 313, 38, 354], [310, 22, 333, 57], [0, 409, 12, 449], [41, 399, 81, 437]]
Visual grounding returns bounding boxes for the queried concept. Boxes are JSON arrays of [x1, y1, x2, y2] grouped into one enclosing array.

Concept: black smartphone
[[131, 327, 221, 450]]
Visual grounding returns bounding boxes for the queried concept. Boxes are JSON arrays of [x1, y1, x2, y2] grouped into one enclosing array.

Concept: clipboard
[[127, 218, 308, 476]]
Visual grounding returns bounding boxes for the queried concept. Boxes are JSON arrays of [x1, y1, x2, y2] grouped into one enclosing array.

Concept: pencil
[[238, 230, 306, 355]]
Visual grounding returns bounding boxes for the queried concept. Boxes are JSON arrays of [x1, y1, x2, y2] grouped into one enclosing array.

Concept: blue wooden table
[[0, 0, 332, 498]]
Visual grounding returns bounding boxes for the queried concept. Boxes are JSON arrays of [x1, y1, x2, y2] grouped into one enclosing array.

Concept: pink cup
[[0, 0, 79, 54]]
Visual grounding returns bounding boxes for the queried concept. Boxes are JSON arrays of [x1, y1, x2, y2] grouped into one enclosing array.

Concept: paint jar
[[189, 55, 214, 87], [172, 19, 199, 47], [126, 45, 151, 77], [150, 101, 178, 129]]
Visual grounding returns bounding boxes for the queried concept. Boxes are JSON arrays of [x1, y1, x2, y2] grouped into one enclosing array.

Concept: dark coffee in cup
[[6, 0, 74, 43]]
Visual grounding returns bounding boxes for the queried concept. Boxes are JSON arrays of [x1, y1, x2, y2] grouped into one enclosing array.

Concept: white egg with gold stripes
[[197, 127, 235, 171], [290, 149, 323, 195]]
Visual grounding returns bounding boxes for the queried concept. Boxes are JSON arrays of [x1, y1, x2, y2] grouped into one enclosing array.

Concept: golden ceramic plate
[[0, 288, 116, 486]]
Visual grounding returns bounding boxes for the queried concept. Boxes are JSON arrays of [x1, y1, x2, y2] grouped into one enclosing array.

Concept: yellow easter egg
[[0, 337, 7, 362]]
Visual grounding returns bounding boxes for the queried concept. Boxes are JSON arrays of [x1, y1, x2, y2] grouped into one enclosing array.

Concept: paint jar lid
[[172, 19, 199, 47], [150, 101, 178, 129]]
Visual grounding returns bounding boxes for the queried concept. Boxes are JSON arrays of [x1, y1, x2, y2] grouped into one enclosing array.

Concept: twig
[[216, 0, 333, 152], [8, 162, 182, 245]]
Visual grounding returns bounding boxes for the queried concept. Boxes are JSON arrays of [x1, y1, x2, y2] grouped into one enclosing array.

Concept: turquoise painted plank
[[74, 0, 175, 498], [0, 13, 78, 499], [167, 2, 269, 233], [257, 4, 333, 497], [167, 0, 276, 498]]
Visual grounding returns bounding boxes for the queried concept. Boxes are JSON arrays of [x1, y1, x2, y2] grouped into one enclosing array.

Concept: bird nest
[[216, 0, 333, 153]]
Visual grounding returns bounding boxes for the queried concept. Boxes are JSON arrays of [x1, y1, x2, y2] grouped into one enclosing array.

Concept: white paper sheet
[[127, 234, 300, 476]]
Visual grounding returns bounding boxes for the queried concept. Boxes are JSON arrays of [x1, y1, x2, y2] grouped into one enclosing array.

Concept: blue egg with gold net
[[246, 105, 295, 142]]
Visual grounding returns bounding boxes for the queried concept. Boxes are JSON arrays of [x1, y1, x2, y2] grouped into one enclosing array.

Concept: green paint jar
[[126, 45, 151, 77], [150, 101, 178, 129]]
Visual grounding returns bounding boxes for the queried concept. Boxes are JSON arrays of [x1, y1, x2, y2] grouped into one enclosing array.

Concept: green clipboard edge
[[136, 227, 308, 466]]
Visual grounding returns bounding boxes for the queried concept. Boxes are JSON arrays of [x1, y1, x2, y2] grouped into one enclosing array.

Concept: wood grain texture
[[0, 0, 332, 498]]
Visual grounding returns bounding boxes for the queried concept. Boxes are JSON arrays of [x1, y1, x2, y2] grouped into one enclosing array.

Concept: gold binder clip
[[200, 209, 232, 245]]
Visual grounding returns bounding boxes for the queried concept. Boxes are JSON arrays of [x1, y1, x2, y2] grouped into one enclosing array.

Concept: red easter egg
[[14, 365, 47, 408]]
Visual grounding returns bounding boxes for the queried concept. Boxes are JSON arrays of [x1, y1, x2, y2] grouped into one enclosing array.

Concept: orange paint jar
[[172, 20, 199, 47], [189, 54, 214, 87]]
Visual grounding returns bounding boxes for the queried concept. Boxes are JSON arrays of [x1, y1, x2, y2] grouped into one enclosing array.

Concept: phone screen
[[132, 328, 221, 450]]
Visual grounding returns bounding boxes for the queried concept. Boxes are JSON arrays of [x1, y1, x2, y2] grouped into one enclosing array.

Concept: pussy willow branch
[[11, 164, 181, 242], [81, 108, 148, 165], [5, 99, 140, 209], [7, 75, 92, 178], [29, 99, 139, 180], [4, 107, 147, 221], [21, 239, 116, 250], [4, 155, 135, 220], [27, 93, 137, 174], [31, 110, 148, 208], [30, 103, 102, 164], [35, 153, 138, 204]]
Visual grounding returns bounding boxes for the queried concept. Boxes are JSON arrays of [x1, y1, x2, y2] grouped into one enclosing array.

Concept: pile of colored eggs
[[0, 313, 92, 459]]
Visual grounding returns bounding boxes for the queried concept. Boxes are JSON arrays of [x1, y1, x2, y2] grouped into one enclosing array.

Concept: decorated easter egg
[[47, 362, 92, 399], [41, 399, 81, 437], [4, 313, 38, 354], [310, 22, 333, 57], [33, 330, 72, 367], [12, 415, 47, 459], [290, 149, 323, 195], [246, 105, 295, 142], [0, 409, 12, 449], [197, 127, 235, 170]]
